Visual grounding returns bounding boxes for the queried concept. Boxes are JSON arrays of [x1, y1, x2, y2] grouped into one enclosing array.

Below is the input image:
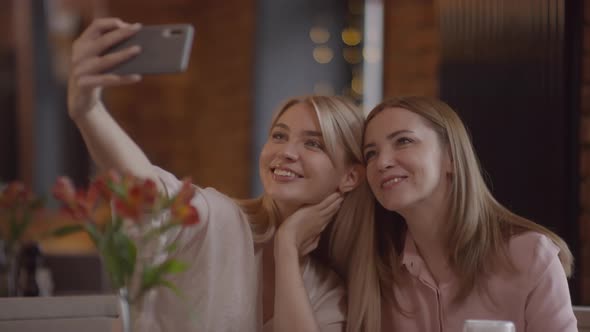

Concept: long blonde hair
[[235, 97, 375, 331], [351, 96, 573, 332]]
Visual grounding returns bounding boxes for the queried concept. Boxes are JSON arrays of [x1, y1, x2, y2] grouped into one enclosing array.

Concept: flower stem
[[119, 287, 133, 332]]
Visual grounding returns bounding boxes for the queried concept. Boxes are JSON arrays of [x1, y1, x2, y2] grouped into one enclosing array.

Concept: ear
[[338, 164, 364, 193]]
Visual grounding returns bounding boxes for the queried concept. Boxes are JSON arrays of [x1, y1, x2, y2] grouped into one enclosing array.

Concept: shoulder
[[153, 165, 242, 218], [509, 234, 577, 330], [507, 231, 561, 281], [508, 232, 559, 262], [152, 166, 252, 250]]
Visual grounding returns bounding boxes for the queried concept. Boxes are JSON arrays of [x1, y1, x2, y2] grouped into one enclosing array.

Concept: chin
[[266, 188, 303, 204], [379, 196, 413, 212]]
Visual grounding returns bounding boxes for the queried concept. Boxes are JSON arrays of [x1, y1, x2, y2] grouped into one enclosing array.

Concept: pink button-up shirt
[[381, 232, 577, 332]]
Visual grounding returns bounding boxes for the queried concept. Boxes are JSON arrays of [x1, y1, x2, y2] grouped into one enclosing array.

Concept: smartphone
[[105, 24, 194, 75]]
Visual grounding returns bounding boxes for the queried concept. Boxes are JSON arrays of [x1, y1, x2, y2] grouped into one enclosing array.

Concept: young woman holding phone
[[68, 18, 373, 332]]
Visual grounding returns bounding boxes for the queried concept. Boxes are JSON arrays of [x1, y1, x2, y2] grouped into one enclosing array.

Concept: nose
[[375, 149, 395, 173], [278, 142, 299, 162]]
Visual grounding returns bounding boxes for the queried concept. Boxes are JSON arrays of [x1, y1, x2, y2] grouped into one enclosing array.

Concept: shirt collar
[[400, 231, 455, 289], [401, 232, 422, 276]]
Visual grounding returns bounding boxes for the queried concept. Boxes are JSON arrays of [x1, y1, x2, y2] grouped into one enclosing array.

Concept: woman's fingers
[[76, 74, 142, 89], [318, 195, 343, 219], [74, 45, 141, 77], [74, 24, 141, 63], [299, 193, 343, 234], [314, 192, 341, 211], [299, 196, 342, 244], [277, 192, 343, 256], [67, 18, 142, 119], [78, 18, 130, 40], [85, 24, 141, 59]]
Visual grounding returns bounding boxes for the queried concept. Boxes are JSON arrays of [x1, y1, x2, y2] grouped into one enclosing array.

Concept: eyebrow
[[363, 129, 414, 150], [272, 123, 323, 137]]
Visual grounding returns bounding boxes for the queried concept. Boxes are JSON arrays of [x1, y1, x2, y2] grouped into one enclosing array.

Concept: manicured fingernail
[[131, 23, 142, 30]]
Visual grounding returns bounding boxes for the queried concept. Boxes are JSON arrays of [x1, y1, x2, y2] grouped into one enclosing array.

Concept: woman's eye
[[271, 132, 287, 141], [397, 137, 413, 145], [305, 140, 324, 150], [364, 150, 376, 161]]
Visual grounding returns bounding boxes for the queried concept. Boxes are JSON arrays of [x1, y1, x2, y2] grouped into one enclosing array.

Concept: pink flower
[[113, 178, 159, 221], [169, 179, 199, 226], [0, 182, 34, 209], [52, 177, 99, 221]]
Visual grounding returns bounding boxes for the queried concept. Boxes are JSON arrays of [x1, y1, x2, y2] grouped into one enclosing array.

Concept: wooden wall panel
[[103, 0, 255, 198], [382, 0, 441, 98]]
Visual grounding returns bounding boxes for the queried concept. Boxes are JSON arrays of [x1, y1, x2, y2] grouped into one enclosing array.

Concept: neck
[[403, 206, 447, 258], [398, 184, 452, 282], [273, 200, 300, 226]]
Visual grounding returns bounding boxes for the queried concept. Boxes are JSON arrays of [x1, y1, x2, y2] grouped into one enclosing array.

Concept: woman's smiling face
[[259, 102, 350, 210], [363, 107, 452, 213]]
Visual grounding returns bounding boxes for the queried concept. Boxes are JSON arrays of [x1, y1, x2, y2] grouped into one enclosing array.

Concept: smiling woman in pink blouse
[[349, 96, 576, 332]]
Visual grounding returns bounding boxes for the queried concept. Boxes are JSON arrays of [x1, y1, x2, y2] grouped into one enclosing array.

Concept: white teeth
[[383, 177, 404, 186], [274, 169, 297, 178]]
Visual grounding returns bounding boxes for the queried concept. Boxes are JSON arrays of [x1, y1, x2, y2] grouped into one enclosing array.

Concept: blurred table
[[0, 295, 118, 332]]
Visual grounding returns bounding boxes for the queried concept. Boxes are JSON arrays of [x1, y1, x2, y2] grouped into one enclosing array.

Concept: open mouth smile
[[270, 166, 303, 181], [381, 175, 407, 189]]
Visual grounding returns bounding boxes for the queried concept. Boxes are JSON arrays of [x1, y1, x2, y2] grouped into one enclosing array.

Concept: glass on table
[[463, 320, 516, 332]]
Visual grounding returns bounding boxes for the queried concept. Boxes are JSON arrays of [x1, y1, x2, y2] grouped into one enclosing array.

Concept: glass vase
[[0, 240, 19, 297]]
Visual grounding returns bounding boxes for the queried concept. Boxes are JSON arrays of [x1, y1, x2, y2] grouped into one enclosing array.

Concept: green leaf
[[164, 241, 179, 254], [158, 259, 188, 274], [112, 232, 137, 278], [103, 217, 115, 238], [104, 232, 136, 286], [101, 232, 136, 289], [108, 182, 127, 198], [84, 223, 102, 246], [50, 224, 85, 237], [159, 279, 184, 299], [112, 216, 123, 233], [102, 245, 124, 288], [140, 265, 161, 292], [139, 259, 188, 295]]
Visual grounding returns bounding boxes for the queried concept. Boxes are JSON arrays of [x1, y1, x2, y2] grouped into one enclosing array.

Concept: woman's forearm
[[273, 243, 320, 332], [74, 101, 157, 182]]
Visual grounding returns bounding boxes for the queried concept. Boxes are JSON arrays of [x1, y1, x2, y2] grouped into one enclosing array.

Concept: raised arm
[[273, 193, 345, 332], [68, 18, 158, 182]]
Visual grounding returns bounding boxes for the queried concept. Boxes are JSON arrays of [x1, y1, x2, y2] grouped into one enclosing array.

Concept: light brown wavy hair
[[348, 96, 573, 332]]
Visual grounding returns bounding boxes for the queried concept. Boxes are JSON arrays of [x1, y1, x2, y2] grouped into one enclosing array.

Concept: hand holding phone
[[67, 19, 195, 121], [68, 18, 142, 120], [105, 24, 195, 75]]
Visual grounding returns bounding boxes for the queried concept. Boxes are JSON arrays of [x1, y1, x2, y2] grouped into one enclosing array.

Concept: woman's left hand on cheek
[[274, 192, 343, 258]]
